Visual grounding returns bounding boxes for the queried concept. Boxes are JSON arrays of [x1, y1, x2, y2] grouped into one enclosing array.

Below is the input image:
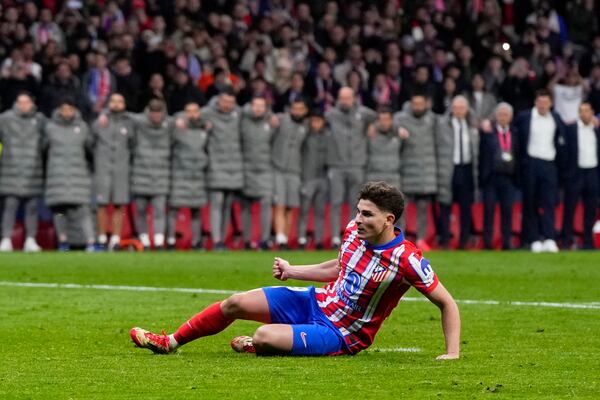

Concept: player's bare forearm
[[425, 283, 461, 360], [273, 258, 339, 282]]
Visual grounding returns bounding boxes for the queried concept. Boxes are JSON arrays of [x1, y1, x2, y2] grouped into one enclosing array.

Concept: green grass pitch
[[1, 251, 598, 399]]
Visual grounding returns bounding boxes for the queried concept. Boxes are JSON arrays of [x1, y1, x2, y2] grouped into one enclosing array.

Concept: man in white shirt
[[515, 89, 566, 253], [561, 102, 600, 249]]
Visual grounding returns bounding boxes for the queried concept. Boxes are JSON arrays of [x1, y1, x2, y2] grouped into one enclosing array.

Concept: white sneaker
[[331, 236, 341, 247], [593, 220, 600, 234], [542, 239, 559, 253], [154, 233, 165, 248], [24, 237, 41, 253], [0, 238, 13, 252], [108, 235, 120, 250], [139, 233, 151, 248], [275, 233, 288, 246], [531, 240, 543, 253]]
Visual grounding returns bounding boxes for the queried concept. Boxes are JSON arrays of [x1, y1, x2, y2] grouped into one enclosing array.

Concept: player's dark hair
[[376, 105, 393, 115], [580, 101, 594, 112], [220, 86, 236, 97], [535, 88, 552, 100], [147, 98, 166, 112], [358, 181, 405, 223], [291, 95, 310, 107], [58, 96, 76, 107], [15, 91, 35, 102]]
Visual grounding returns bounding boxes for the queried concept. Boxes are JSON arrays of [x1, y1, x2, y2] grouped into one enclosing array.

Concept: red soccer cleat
[[230, 336, 256, 354], [130, 327, 173, 354]]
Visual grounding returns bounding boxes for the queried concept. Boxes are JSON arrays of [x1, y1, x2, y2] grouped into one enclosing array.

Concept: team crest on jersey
[[371, 264, 389, 282], [121, 127, 128, 135]]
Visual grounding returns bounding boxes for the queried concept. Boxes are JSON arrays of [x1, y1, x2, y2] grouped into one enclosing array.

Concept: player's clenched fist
[[273, 257, 290, 281]]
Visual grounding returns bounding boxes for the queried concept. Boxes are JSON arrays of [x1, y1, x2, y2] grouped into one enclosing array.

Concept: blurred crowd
[[0, 0, 600, 252]]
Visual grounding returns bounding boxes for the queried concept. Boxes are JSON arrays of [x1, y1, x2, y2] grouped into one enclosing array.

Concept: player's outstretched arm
[[424, 282, 461, 360], [272, 258, 339, 282]]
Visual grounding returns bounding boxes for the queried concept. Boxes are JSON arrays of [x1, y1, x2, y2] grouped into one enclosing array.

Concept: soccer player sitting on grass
[[130, 181, 461, 359]]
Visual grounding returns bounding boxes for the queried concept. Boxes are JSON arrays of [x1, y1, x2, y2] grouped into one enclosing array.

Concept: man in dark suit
[[561, 102, 600, 249], [479, 102, 519, 250], [514, 89, 566, 252]]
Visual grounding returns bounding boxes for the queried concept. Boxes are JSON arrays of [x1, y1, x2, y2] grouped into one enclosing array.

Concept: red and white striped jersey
[[315, 220, 439, 354]]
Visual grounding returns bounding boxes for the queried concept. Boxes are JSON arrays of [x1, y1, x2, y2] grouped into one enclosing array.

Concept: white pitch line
[[368, 347, 422, 353], [0, 280, 599, 310], [0, 281, 237, 295]]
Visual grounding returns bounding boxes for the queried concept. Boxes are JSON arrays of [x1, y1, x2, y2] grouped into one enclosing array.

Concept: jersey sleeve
[[402, 250, 439, 294], [341, 219, 357, 242]]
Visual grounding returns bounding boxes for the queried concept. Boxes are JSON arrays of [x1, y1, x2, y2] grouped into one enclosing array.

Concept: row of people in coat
[[395, 89, 600, 251], [0, 87, 599, 252], [0, 90, 330, 251]]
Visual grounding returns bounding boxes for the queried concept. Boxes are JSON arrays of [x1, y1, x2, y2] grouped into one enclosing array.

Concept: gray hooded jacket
[[271, 114, 308, 175], [43, 110, 93, 206], [366, 127, 402, 185], [0, 105, 46, 197], [201, 100, 244, 190], [169, 114, 209, 207], [92, 111, 135, 201], [130, 111, 173, 196], [393, 109, 438, 195], [325, 104, 376, 168], [240, 106, 274, 198]]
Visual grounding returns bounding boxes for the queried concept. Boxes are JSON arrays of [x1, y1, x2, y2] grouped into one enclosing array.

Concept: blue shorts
[[262, 286, 345, 356]]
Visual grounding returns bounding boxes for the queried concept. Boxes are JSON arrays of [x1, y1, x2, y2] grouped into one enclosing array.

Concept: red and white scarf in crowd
[[88, 68, 111, 105]]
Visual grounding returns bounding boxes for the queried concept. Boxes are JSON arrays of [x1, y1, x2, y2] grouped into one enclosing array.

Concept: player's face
[[290, 101, 308, 120], [310, 116, 325, 132], [355, 199, 394, 242], [185, 103, 201, 121], [535, 95, 552, 115], [495, 107, 512, 127], [59, 104, 76, 120], [410, 96, 427, 117], [251, 98, 267, 117], [338, 88, 355, 110], [451, 99, 468, 119], [218, 94, 236, 113], [108, 95, 125, 113], [579, 103, 594, 125], [377, 112, 393, 131], [15, 95, 34, 114], [149, 110, 164, 124]]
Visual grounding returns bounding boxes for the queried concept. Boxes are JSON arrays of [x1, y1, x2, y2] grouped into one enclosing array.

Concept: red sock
[[173, 302, 233, 346]]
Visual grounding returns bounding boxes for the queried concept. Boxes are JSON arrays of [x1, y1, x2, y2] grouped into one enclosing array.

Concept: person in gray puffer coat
[[0, 93, 46, 252], [297, 108, 329, 249], [366, 107, 402, 190], [129, 99, 173, 249], [393, 93, 438, 249], [43, 99, 95, 251], [201, 90, 243, 250], [271, 97, 309, 248], [92, 93, 135, 251], [325, 87, 376, 248], [435, 95, 479, 249], [167, 102, 209, 250], [240, 96, 275, 249]]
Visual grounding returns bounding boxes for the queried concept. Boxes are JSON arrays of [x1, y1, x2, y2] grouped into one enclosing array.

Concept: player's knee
[[252, 326, 273, 351], [221, 294, 244, 318]]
